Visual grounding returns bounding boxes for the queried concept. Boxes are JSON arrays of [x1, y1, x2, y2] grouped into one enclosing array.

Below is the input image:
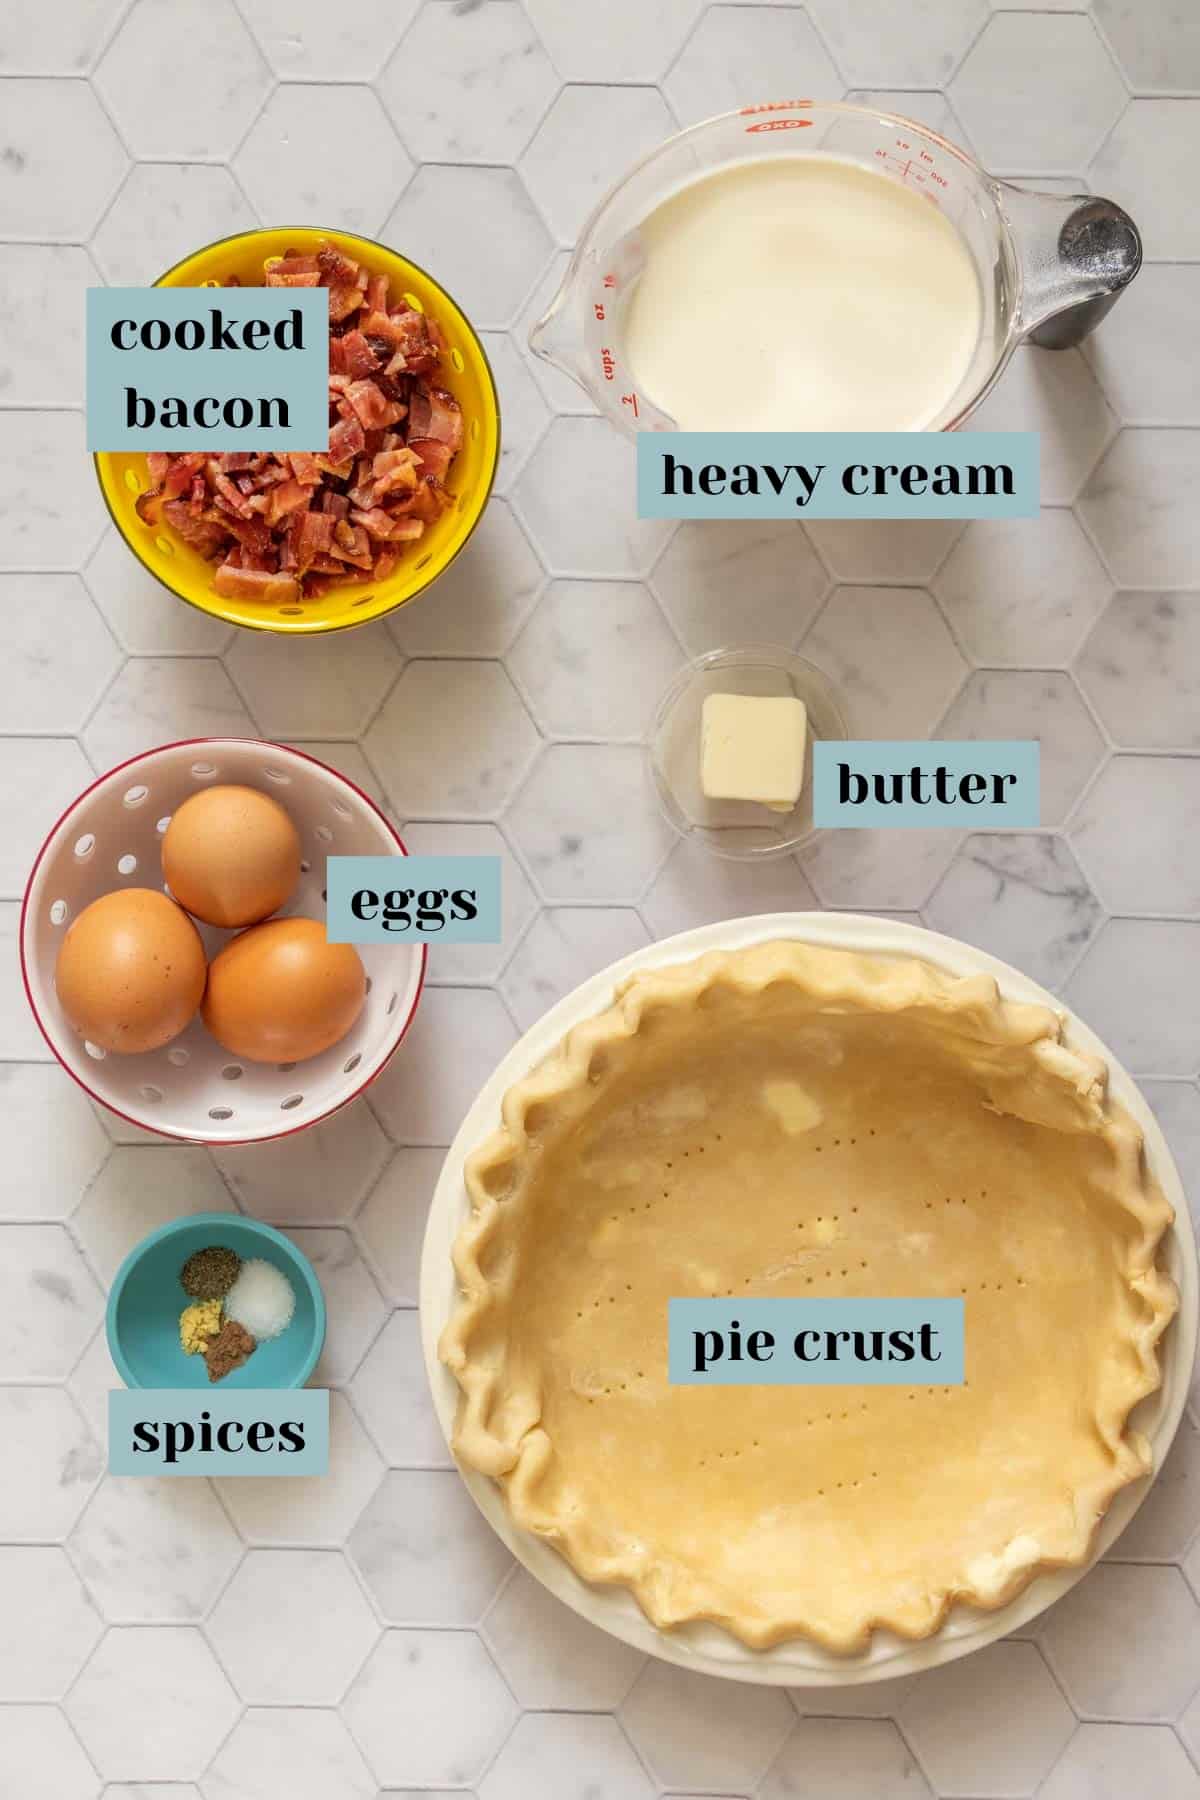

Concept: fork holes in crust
[[117, 854, 137, 876], [262, 767, 291, 785], [191, 762, 217, 780], [280, 1094, 303, 1111], [166, 1046, 189, 1066], [74, 834, 95, 860], [314, 825, 333, 844], [49, 899, 68, 926], [208, 1106, 233, 1121], [343, 1052, 362, 1074], [140, 1084, 162, 1103], [123, 785, 148, 808], [221, 1064, 243, 1081]]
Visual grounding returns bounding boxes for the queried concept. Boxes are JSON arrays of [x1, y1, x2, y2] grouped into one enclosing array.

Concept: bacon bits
[[137, 242, 465, 602]]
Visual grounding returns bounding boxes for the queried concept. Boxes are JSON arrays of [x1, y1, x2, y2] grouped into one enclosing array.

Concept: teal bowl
[[106, 1212, 325, 1389]]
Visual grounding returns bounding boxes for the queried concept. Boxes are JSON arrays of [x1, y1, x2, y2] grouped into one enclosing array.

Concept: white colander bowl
[[21, 738, 425, 1145]]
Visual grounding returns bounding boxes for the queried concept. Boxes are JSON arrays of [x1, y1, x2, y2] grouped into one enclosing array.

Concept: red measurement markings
[[745, 118, 813, 133], [593, 303, 606, 321], [602, 273, 617, 290], [740, 99, 812, 115], [600, 348, 616, 381], [621, 391, 640, 416], [874, 142, 948, 189]]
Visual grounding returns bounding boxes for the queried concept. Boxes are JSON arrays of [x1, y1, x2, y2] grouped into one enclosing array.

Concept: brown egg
[[202, 917, 366, 1064], [163, 784, 301, 928], [55, 888, 207, 1055]]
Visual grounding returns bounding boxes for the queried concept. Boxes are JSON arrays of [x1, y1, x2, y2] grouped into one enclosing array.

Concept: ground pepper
[[181, 1245, 241, 1300]]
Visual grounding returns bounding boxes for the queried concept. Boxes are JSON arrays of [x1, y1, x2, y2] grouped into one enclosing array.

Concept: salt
[[225, 1257, 296, 1341]]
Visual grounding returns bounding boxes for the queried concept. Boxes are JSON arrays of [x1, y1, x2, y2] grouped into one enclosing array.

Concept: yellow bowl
[[94, 227, 500, 635]]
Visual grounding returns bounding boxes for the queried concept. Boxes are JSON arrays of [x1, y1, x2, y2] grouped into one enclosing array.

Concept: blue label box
[[325, 855, 502, 943], [668, 1298, 965, 1386], [87, 287, 328, 451], [638, 431, 1039, 519], [813, 740, 1040, 828], [108, 1388, 329, 1476]]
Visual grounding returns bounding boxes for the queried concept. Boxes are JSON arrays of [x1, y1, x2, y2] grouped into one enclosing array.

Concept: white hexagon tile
[[3, 0, 1200, 1795]]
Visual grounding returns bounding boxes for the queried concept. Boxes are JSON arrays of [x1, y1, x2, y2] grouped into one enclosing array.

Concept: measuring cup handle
[[999, 183, 1142, 350]]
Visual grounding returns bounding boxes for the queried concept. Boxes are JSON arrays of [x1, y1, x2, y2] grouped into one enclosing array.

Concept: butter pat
[[700, 693, 807, 812]]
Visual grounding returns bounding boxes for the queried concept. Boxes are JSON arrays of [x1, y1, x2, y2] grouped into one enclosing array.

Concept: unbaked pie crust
[[440, 942, 1177, 1654]]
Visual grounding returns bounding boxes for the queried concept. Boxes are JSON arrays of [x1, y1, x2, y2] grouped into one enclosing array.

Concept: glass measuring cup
[[529, 101, 1141, 436]]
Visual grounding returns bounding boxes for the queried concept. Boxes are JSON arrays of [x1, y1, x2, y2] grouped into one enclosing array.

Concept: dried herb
[[181, 1245, 241, 1300]]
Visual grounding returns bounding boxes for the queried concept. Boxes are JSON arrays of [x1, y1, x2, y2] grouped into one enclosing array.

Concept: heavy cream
[[623, 155, 982, 433]]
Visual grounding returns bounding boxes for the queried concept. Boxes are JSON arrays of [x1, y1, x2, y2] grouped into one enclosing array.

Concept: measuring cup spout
[[998, 181, 1142, 349], [529, 275, 592, 400]]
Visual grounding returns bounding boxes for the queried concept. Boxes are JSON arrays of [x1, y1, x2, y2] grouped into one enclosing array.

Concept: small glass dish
[[647, 645, 847, 860]]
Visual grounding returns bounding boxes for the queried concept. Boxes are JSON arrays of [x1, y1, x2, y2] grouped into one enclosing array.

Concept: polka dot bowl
[[20, 738, 425, 1144]]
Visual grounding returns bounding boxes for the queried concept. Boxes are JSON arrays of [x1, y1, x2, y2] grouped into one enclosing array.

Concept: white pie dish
[[419, 912, 1198, 1686]]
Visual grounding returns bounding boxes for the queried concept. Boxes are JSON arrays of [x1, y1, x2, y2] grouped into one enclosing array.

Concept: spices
[[205, 1318, 256, 1383], [180, 1299, 223, 1355], [225, 1257, 296, 1341], [181, 1245, 241, 1300]]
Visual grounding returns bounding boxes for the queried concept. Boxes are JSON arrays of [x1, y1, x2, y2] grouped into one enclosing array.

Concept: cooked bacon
[[143, 239, 464, 599], [327, 414, 366, 464], [360, 308, 438, 372], [161, 499, 227, 559], [392, 478, 449, 525], [409, 438, 454, 484], [317, 244, 360, 285], [266, 252, 321, 288], [351, 504, 430, 541], [208, 465, 254, 518], [287, 451, 322, 487], [162, 454, 203, 500], [285, 506, 335, 575], [338, 330, 380, 381], [343, 379, 404, 431], [266, 480, 310, 526], [331, 521, 373, 569], [409, 386, 462, 452], [218, 514, 274, 557], [135, 485, 161, 525], [327, 283, 363, 322], [213, 563, 300, 602], [371, 447, 420, 497]]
